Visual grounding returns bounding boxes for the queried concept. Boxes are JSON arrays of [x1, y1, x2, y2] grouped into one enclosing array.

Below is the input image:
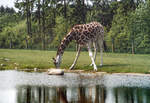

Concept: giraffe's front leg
[[69, 45, 81, 70], [87, 43, 97, 71]]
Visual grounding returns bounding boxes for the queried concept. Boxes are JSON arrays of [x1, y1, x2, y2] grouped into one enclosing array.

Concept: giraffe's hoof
[[69, 66, 74, 70], [94, 65, 97, 71], [94, 68, 97, 71], [90, 63, 93, 66]]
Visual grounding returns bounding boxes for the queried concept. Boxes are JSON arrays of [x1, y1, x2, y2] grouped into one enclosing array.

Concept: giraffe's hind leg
[[98, 38, 103, 67], [69, 45, 81, 70], [87, 42, 97, 71], [90, 41, 98, 66]]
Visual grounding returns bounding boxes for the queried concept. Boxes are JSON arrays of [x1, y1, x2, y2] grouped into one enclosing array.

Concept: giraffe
[[52, 21, 104, 71]]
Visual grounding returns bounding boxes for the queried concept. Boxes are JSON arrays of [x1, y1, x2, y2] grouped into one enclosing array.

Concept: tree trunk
[[82, 0, 86, 23], [9, 38, 12, 49], [26, 0, 29, 37], [63, 0, 68, 34], [25, 38, 28, 49], [42, 0, 46, 50], [29, 2, 32, 49], [38, 0, 42, 49], [64, 0, 67, 18], [112, 39, 115, 53], [132, 40, 134, 54], [26, 0, 32, 49], [38, 0, 41, 32]]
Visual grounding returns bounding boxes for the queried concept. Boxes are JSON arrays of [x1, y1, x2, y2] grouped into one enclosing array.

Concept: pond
[[0, 70, 150, 103]]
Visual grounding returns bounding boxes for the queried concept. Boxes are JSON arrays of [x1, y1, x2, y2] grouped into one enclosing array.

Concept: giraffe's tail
[[103, 40, 107, 52]]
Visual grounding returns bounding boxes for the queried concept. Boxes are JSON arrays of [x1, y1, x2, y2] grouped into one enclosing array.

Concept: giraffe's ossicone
[[52, 21, 104, 71]]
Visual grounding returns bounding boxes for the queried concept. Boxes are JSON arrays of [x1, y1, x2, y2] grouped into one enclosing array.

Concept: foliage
[[51, 16, 69, 48], [0, 0, 150, 54], [128, 1, 150, 53]]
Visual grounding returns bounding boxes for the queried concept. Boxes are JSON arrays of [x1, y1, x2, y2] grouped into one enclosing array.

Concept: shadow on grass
[[98, 64, 130, 68], [60, 63, 131, 72], [73, 64, 130, 72], [98, 64, 133, 73]]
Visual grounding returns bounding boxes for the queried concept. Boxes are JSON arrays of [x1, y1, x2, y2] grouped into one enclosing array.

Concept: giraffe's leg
[[87, 42, 97, 71], [90, 42, 97, 66], [69, 45, 81, 70], [99, 40, 103, 67]]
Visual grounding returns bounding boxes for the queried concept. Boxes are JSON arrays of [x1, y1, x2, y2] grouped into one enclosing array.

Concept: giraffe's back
[[71, 22, 104, 45], [56, 22, 104, 56]]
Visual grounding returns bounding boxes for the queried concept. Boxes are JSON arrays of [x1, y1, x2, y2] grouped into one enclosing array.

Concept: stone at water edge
[[47, 68, 64, 75], [34, 68, 38, 72]]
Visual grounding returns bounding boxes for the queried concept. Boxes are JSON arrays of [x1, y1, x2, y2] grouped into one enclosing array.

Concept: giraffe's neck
[[56, 31, 74, 57], [55, 32, 74, 68]]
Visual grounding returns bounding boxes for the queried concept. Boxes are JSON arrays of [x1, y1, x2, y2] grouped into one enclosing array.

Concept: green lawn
[[0, 49, 150, 73]]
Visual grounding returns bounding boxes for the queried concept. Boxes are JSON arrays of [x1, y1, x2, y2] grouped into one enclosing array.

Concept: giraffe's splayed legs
[[70, 45, 81, 70]]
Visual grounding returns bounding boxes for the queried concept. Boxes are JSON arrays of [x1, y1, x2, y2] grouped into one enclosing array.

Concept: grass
[[0, 49, 150, 73]]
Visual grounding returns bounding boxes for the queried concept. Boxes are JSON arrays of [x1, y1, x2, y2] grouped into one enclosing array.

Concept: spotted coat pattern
[[57, 22, 104, 55]]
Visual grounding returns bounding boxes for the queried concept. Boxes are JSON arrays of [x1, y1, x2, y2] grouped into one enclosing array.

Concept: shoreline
[[62, 69, 150, 76], [0, 68, 150, 76], [5, 68, 150, 77]]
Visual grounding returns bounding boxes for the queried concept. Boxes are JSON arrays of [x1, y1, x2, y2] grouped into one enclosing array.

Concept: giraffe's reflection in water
[[17, 85, 150, 103]]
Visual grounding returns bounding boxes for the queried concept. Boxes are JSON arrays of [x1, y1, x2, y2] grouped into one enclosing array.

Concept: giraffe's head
[[52, 55, 62, 68]]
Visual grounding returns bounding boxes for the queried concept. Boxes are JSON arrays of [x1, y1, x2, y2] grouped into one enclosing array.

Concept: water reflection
[[0, 89, 17, 103], [1, 71, 150, 103], [14, 86, 150, 103]]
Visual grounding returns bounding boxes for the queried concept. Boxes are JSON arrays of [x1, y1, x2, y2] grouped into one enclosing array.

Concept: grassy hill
[[0, 49, 150, 73]]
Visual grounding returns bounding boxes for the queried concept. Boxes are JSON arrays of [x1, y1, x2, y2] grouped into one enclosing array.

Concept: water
[[0, 70, 150, 103]]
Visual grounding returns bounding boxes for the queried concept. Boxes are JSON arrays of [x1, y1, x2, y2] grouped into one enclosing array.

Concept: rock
[[34, 68, 38, 72], [1, 64, 6, 66], [14, 63, 19, 66], [4, 58, 10, 61], [47, 69, 64, 75], [15, 67, 18, 70]]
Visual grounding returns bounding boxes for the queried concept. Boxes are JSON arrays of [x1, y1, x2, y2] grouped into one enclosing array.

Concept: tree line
[[0, 0, 150, 54]]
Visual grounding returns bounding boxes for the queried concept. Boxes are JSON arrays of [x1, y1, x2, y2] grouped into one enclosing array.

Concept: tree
[[128, 1, 150, 53], [70, 0, 87, 24], [108, 0, 137, 53], [15, 0, 34, 49], [51, 16, 70, 48]]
